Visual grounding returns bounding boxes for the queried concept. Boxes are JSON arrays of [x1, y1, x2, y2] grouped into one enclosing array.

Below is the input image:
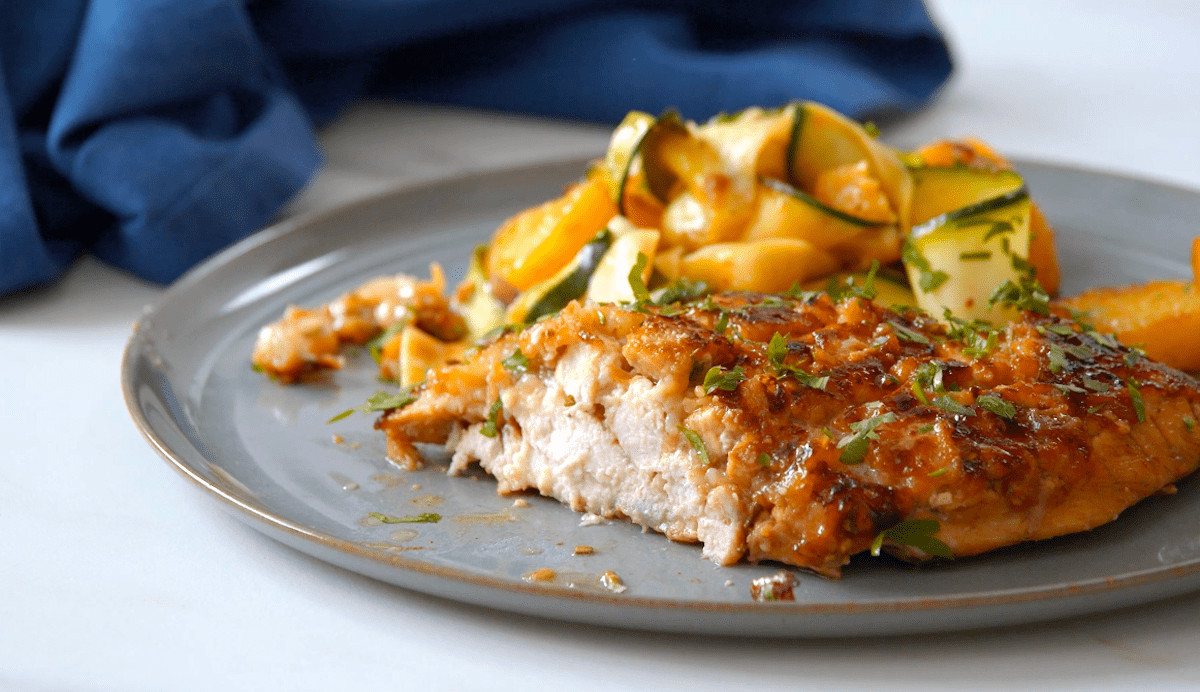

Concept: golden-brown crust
[[379, 292, 1200, 577]]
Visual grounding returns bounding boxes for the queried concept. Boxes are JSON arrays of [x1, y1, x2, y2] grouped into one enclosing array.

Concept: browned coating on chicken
[[378, 291, 1200, 577]]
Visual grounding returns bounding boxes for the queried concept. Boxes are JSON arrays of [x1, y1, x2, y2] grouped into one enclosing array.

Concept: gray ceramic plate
[[123, 158, 1200, 637]]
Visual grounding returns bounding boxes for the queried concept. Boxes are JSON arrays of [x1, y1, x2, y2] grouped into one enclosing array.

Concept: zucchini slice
[[693, 104, 798, 187], [505, 229, 614, 324], [602, 110, 656, 213], [744, 177, 883, 246], [454, 245, 507, 340], [908, 166, 1024, 227], [904, 187, 1033, 323], [786, 102, 913, 232], [586, 225, 660, 304]]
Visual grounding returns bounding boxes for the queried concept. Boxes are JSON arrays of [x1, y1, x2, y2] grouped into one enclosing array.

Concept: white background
[[4, 1, 1200, 690]]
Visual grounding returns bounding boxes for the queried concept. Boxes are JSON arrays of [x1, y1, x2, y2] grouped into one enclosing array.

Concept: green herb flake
[[838, 412, 897, 465], [917, 424, 935, 434], [1125, 379, 1146, 423], [369, 512, 441, 524], [502, 348, 530, 375], [862, 121, 881, 138], [367, 321, 406, 363], [910, 380, 930, 405], [628, 252, 651, 302], [902, 240, 949, 292], [871, 519, 953, 558], [793, 370, 830, 391], [1048, 344, 1068, 374], [959, 250, 992, 261], [714, 309, 730, 334], [679, 425, 711, 465], [1086, 329, 1120, 349], [1184, 417, 1196, 432], [1064, 344, 1094, 361], [1082, 377, 1110, 392], [328, 387, 418, 423], [480, 398, 504, 438], [982, 221, 1015, 243], [887, 319, 931, 345], [1087, 404, 1108, 415], [976, 394, 1016, 419], [756, 452, 772, 467], [1054, 383, 1087, 394], [766, 332, 788, 370], [932, 395, 976, 417], [653, 277, 710, 305], [927, 468, 948, 477], [250, 363, 266, 374], [703, 365, 745, 394], [1124, 347, 1146, 368], [1011, 253, 1035, 278], [988, 278, 1050, 315], [1045, 324, 1076, 337]]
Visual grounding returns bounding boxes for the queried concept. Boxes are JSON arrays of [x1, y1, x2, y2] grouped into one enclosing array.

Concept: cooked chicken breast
[[377, 292, 1200, 577]]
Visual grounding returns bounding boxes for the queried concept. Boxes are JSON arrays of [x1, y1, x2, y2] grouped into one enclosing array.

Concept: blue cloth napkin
[[0, 0, 952, 295]]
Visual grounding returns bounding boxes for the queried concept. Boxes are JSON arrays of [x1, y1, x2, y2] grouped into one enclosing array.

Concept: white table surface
[[5, 1, 1200, 690]]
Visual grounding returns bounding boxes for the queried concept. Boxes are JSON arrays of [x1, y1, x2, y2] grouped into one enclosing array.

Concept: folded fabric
[[0, 0, 952, 295]]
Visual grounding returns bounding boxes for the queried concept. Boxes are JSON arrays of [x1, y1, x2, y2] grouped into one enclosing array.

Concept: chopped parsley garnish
[[1042, 323, 1076, 337], [1124, 347, 1146, 368], [976, 394, 1016, 419], [827, 260, 881, 302], [502, 348, 530, 374], [1086, 328, 1120, 349], [628, 252, 651, 303], [927, 468, 948, 477], [369, 512, 441, 524], [862, 121, 881, 138], [1053, 383, 1087, 394], [767, 332, 787, 369], [480, 398, 504, 437], [1185, 417, 1196, 432], [792, 370, 830, 391], [988, 278, 1050, 315], [766, 331, 828, 390], [653, 277, 710, 305], [959, 250, 992, 261], [756, 452, 772, 467], [678, 426, 711, 465], [1048, 344, 1068, 374], [870, 519, 953, 558], [328, 387, 418, 423], [703, 365, 745, 394], [887, 319, 931, 345], [902, 240, 948, 292], [367, 321, 406, 363], [1010, 252, 1035, 278], [917, 424, 935, 434], [1064, 344, 1094, 361], [714, 309, 730, 334], [932, 395, 975, 417], [1087, 404, 1107, 415], [982, 220, 1015, 243], [1125, 379, 1146, 423], [1082, 377, 1110, 392], [838, 412, 897, 465]]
